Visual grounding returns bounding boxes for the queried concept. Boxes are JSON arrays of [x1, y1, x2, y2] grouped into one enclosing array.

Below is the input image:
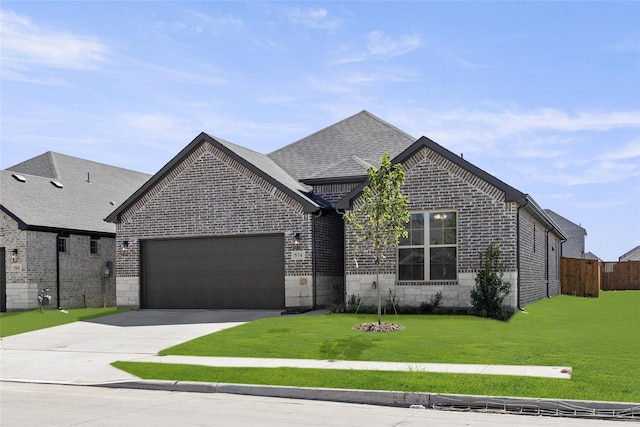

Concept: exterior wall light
[[11, 249, 18, 263], [122, 240, 129, 254], [293, 233, 302, 250]]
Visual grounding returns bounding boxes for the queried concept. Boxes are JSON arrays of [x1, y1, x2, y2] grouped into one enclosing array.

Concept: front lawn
[[113, 292, 640, 403], [0, 307, 128, 337]]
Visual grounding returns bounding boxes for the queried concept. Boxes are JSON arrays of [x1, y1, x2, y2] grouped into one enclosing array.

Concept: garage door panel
[[142, 235, 284, 309]]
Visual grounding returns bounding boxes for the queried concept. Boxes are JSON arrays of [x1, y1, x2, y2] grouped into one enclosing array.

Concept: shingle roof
[[106, 133, 324, 223], [619, 245, 640, 261], [215, 136, 311, 196], [2, 152, 151, 234], [268, 110, 415, 183], [544, 209, 587, 237]]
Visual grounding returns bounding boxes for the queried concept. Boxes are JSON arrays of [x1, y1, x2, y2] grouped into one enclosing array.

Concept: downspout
[[337, 209, 348, 310], [56, 232, 61, 309], [516, 198, 529, 311], [545, 231, 550, 298]]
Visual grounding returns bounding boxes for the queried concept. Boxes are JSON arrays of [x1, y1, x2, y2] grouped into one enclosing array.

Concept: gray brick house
[[1, 152, 150, 311], [107, 111, 566, 311]]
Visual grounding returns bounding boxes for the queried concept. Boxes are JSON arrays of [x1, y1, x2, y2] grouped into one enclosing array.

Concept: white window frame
[[397, 210, 458, 282]]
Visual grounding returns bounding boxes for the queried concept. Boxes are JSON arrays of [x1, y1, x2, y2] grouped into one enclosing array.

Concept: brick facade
[[343, 146, 561, 309], [1, 212, 116, 310], [312, 211, 344, 307], [115, 142, 317, 309], [518, 209, 562, 306]]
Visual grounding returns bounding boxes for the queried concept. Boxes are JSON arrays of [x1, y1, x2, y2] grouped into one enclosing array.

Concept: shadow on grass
[[318, 334, 380, 360]]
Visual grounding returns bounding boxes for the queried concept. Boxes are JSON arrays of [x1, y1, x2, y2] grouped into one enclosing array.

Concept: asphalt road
[[1, 382, 614, 427]]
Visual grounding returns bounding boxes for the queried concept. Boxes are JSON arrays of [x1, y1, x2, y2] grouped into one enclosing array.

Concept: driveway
[[0, 310, 281, 385]]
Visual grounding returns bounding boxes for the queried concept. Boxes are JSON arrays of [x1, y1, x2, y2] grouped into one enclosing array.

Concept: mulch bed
[[352, 322, 405, 332]]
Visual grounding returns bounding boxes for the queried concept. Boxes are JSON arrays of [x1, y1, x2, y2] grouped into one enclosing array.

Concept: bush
[[470, 243, 511, 319], [346, 294, 362, 313], [419, 292, 443, 314]]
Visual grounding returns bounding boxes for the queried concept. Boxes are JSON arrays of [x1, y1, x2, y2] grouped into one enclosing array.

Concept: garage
[[140, 234, 284, 309]]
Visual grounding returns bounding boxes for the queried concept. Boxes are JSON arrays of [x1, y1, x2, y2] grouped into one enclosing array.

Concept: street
[[1, 382, 615, 426]]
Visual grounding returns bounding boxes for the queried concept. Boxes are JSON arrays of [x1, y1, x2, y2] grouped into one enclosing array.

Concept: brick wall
[[518, 209, 562, 306], [1, 212, 116, 310], [57, 234, 115, 309], [1, 213, 32, 310], [313, 211, 344, 307], [115, 142, 313, 309], [313, 182, 362, 206], [344, 146, 519, 308]]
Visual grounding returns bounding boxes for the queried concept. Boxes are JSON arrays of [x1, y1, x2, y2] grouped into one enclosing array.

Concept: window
[[398, 211, 457, 281], [57, 238, 67, 253], [90, 239, 98, 254]]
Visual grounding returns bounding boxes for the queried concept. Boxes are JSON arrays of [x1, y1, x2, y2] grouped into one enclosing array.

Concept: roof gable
[[106, 133, 322, 223], [268, 110, 415, 182], [335, 135, 567, 241]]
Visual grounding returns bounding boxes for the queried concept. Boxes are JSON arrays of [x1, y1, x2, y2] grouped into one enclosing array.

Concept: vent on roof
[[50, 180, 64, 189], [12, 173, 26, 183]]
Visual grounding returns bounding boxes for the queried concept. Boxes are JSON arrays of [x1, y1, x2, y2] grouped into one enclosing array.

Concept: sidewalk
[[140, 355, 572, 379]]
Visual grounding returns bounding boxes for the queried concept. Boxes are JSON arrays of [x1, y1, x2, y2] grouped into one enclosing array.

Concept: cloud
[[601, 139, 640, 160], [0, 9, 108, 73], [366, 30, 421, 58], [332, 31, 421, 64], [289, 7, 341, 31], [132, 60, 228, 85], [405, 107, 640, 153], [608, 35, 640, 53]]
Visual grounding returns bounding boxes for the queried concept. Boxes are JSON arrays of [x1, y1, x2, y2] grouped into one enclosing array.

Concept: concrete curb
[[96, 379, 639, 420]]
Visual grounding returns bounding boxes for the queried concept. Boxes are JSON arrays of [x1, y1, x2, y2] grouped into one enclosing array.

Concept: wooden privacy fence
[[561, 257, 600, 297], [601, 261, 640, 291], [561, 258, 640, 296]]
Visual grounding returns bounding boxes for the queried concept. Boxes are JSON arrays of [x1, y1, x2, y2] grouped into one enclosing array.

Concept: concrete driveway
[[0, 310, 281, 385]]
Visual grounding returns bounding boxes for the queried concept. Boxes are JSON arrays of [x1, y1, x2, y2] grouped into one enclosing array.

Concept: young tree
[[470, 243, 511, 319], [345, 153, 410, 325]]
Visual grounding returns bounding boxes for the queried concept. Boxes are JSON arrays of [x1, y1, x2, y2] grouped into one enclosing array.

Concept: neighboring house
[[1, 152, 150, 311], [544, 209, 587, 258], [106, 111, 566, 311], [619, 246, 640, 262], [584, 252, 602, 261]]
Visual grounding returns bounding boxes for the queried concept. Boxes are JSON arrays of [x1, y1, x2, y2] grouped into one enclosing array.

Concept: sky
[[1, 1, 639, 261]]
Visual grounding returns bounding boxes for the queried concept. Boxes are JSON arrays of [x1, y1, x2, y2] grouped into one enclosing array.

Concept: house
[[544, 209, 587, 258], [619, 246, 640, 262], [106, 111, 566, 311], [1, 152, 150, 311], [584, 252, 602, 261]]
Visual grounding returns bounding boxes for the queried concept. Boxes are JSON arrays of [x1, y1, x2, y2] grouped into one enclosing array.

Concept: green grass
[[114, 292, 640, 403], [0, 307, 128, 337]]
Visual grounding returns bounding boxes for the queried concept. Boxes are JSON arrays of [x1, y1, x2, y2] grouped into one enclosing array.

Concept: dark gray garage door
[[141, 235, 284, 309]]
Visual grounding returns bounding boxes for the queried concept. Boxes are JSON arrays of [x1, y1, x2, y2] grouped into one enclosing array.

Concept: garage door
[[141, 235, 284, 309]]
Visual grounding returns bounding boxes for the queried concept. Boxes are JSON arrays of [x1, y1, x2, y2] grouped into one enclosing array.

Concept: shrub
[[419, 292, 443, 314], [470, 243, 511, 319], [346, 294, 362, 313]]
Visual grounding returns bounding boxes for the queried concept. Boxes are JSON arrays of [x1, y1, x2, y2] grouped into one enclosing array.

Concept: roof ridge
[[359, 110, 416, 141], [47, 151, 61, 180], [269, 110, 378, 156]]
